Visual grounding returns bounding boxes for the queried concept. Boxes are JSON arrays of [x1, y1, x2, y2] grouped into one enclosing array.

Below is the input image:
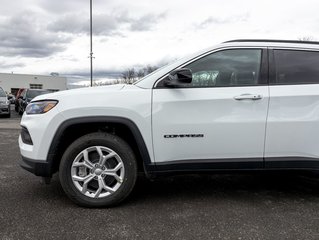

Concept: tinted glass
[[274, 50, 319, 84], [185, 49, 262, 87], [26, 90, 52, 99], [0, 88, 5, 97]]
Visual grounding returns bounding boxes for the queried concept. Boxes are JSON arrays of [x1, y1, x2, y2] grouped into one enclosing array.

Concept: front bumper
[[0, 104, 10, 115], [19, 155, 52, 177]]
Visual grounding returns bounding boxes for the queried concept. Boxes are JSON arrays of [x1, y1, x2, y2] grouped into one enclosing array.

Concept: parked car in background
[[7, 93, 15, 104], [15, 88, 25, 112], [17, 89, 54, 115], [0, 87, 10, 117]]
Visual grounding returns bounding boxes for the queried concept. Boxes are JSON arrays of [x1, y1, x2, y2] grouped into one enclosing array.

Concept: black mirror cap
[[165, 68, 192, 87]]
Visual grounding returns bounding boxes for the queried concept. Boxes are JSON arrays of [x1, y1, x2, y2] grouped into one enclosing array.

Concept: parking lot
[[1, 106, 319, 239]]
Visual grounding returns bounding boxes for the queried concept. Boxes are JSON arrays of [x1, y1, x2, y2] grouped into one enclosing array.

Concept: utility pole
[[90, 0, 93, 87]]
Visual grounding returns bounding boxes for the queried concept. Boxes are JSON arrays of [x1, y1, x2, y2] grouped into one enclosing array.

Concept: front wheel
[[59, 132, 137, 207]]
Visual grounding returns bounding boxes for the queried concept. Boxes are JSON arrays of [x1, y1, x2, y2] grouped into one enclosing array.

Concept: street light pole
[[90, 0, 93, 87]]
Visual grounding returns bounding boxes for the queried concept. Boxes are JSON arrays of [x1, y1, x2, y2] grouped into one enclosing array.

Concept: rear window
[[274, 50, 319, 84]]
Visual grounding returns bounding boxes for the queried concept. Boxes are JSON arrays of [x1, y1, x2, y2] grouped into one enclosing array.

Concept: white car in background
[[19, 39, 319, 207]]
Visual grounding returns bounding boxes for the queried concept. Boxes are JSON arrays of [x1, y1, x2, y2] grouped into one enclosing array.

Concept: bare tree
[[121, 65, 158, 84], [137, 69, 145, 79], [121, 68, 137, 84], [85, 65, 160, 87], [144, 65, 158, 75]]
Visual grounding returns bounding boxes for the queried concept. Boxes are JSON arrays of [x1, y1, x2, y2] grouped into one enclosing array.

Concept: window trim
[[154, 47, 268, 89], [269, 48, 319, 85]]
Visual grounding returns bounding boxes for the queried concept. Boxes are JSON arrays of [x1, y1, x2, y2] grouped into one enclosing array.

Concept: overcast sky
[[0, 0, 318, 85]]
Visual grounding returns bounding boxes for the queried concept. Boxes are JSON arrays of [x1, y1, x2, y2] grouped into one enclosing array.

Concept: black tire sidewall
[[59, 133, 137, 207]]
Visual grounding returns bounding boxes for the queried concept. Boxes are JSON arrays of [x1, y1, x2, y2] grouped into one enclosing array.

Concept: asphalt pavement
[[1, 106, 319, 239]]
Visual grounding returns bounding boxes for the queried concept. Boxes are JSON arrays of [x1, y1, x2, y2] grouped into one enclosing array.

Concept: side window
[[274, 50, 319, 84], [0, 88, 5, 97], [185, 49, 262, 87]]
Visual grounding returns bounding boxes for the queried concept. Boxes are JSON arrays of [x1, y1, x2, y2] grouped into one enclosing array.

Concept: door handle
[[234, 94, 263, 101]]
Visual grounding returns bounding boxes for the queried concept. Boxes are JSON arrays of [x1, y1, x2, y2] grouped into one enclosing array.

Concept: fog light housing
[[21, 126, 33, 145]]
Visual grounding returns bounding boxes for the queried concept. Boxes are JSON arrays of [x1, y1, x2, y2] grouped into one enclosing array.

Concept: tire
[[6, 107, 11, 118], [59, 132, 137, 207], [18, 106, 23, 115]]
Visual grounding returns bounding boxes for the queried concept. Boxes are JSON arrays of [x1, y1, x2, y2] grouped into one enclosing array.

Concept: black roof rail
[[224, 39, 319, 45]]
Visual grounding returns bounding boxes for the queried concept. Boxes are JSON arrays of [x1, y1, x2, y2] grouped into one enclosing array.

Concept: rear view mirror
[[164, 68, 192, 87]]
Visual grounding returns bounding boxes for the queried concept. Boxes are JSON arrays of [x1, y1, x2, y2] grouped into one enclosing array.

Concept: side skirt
[[265, 157, 319, 169], [145, 157, 319, 177]]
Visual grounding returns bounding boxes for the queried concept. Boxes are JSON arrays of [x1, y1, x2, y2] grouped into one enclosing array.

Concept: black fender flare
[[47, 116, 155, 176]]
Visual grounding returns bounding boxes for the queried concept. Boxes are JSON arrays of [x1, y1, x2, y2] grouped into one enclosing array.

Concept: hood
[[0, 96, 7, 102], [31, 84, 133, 102]]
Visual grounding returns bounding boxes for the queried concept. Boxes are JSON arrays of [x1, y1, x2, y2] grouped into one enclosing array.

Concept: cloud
[[0, 60, 25, 69], [0, 12, 71, 58], [48, 11, 165, 36], [197, 13, 250, 29], [37, 0, 88, 13], [129, 13, 166, 31]]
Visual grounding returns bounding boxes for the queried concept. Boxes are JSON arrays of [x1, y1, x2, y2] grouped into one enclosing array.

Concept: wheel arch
[[47, 116, 153, 177]]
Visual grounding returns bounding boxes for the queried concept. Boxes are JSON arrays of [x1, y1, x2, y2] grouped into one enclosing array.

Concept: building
[[0, 73, 67, 95]]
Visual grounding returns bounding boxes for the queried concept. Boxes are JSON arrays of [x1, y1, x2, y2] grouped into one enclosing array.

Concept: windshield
[[0, 88, 6, 97], [26, 90, 52, 99]]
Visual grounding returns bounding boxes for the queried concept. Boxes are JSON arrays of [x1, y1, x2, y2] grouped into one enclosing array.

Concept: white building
[[0, 73, 67, 95]]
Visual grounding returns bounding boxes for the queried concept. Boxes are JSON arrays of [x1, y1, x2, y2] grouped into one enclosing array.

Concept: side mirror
[[164, 68, 192, 87]]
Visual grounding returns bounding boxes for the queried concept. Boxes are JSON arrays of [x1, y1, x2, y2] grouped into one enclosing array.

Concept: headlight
[[0, 100, 9, 105], [26, 100, 58, 115]]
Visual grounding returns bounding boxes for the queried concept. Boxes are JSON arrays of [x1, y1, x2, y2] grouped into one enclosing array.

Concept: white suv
[[19, 39, 319, 207]]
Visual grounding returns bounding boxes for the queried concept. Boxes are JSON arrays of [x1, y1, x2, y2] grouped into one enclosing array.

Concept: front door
[[152, 48, 269, 169]]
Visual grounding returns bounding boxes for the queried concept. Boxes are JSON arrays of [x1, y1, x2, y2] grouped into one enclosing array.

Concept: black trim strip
[[260, 48, 269, 85], [19, 156, 52, 177], [149, 158, 263, 173], [268, 48, 276, 85], [148, 157, 319, 175], [265, 157, 319, 169]]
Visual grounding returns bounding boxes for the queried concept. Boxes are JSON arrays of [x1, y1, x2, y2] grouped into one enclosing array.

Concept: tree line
[[120, 65, 158, 84], [92, 65, 159, 86]]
